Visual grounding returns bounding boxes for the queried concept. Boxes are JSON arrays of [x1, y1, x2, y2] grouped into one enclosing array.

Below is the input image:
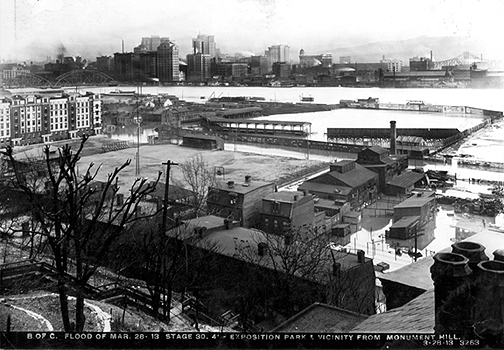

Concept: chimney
[[357, 249, 365, 263], [227, 181, 235, 188], [293, 195, 298, 201], [390, 120, 397, 155], [472, 260, 504, 334], [245, 175, 251, 183], [451, 241, 489, 270], [493, 249, 504, 262], [430, 252, 472, 335]]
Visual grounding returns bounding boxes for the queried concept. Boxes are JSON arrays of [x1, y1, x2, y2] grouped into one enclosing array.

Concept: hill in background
[[324, 36, 499, 64]]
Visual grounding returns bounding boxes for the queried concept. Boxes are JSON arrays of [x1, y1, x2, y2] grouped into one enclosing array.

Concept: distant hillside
[[326, 36, 493, 64]]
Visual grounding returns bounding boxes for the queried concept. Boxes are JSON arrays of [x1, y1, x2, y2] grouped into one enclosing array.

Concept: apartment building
[[0, 91, 102, 147]]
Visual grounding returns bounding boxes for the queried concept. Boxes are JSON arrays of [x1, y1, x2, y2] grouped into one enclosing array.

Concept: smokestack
[[430, 253, 472, 335], [390, 120, 397, 155], [430, 50, 433, 62], [122, 39, 124, 53]]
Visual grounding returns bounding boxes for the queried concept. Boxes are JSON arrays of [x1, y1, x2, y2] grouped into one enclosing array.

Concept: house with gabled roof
[[356, 146, 408, 193], [297, 160, 378, 211]]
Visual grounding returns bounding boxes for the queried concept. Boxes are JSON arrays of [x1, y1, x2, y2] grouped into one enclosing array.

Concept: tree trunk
[[58, 279, 71, 331], [75, 292, 86, 332], [151, 284, 161, 319], [164, 285, 172, 323]]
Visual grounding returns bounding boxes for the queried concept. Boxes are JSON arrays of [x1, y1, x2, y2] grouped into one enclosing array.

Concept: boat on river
[[104, 89, 136, 96]]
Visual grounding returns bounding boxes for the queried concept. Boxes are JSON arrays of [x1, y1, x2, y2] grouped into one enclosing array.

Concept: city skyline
[[1, 0, 504, 63]]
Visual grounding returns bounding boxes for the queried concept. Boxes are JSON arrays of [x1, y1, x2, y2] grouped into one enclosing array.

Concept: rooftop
[[298, 182, 351, 196], [175, 215, 372, 273], [325, 163, 378, 188], [377, 256, 434, 291], [263, 191, 305, 202], [183, 215, 228, 231], [351, 289, 434, 333], [378, 229, 504, 291], [394, 194, 435, 209], [387, 171, 426, 189], [314, 198, 345, 210], [182, 134, 224, 141], [390, 215, 421, 229], [147, 182, 196, 201], [213, 179, 274, 195], [271, 302, 368, 333]]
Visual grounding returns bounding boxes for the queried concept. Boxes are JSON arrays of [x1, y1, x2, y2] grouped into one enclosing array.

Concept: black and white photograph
[[1, 0, 504, 348]]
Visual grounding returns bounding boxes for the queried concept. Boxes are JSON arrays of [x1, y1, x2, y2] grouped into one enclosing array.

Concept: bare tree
[[173, 154, 216, 218], [234, 228, 332, 317], [234, 227, 376, 319], [113, 219, 222, 323], [1, 135, 160, 331]]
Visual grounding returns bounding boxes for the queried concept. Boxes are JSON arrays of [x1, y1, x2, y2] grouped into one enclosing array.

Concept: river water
[[84, 85, 504, 179], [80, 85, 504, 270]]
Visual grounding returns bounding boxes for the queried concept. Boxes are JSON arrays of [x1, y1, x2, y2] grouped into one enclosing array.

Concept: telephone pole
[[161, 160, 178, 320]]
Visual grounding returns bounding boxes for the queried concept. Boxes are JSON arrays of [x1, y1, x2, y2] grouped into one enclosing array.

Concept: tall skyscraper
[[186, 53, 211, 82], [265, 45, 290, 71], [157, 42, 180, 82], [192, 34, 217, 58], [141, 36, 170, 51]]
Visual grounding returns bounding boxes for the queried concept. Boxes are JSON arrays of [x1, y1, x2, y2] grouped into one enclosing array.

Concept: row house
[[0, 92, 102, 148]]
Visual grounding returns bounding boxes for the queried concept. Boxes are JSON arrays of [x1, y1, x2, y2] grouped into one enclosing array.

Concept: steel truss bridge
[[1, 69, 117, 89], [433, 51, 504, 70]]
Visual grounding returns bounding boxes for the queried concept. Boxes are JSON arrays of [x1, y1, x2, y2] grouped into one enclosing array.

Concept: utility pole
[[161, 160, 179, 234], [135, 100, 142, 176], [161, 160, 178, 320]]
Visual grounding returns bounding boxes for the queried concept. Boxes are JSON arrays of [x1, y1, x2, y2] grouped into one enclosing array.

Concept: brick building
[[298, 160, 378, 211], [207, 176, 276, 227], [259, 191, 325, 236], [0, 91, 102, 147]]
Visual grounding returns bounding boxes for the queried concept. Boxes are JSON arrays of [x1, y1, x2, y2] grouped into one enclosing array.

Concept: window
[[272, 201, 280, 214]]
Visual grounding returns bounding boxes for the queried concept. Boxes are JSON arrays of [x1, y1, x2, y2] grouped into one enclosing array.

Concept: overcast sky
[[1, 0, 503, 62]]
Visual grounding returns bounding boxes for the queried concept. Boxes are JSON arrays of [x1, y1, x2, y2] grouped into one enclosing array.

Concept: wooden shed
[[181, 134, 224, 150]]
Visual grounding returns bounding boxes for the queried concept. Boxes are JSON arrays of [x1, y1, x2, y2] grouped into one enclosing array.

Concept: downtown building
[[192, 33, 217, 58], [0, 91, 102, 148], [114, 35, 180, 83], [265, 44, 290, 72]]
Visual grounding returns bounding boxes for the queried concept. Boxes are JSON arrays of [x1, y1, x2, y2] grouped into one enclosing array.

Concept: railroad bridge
[[1, 69, 117, 88]]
